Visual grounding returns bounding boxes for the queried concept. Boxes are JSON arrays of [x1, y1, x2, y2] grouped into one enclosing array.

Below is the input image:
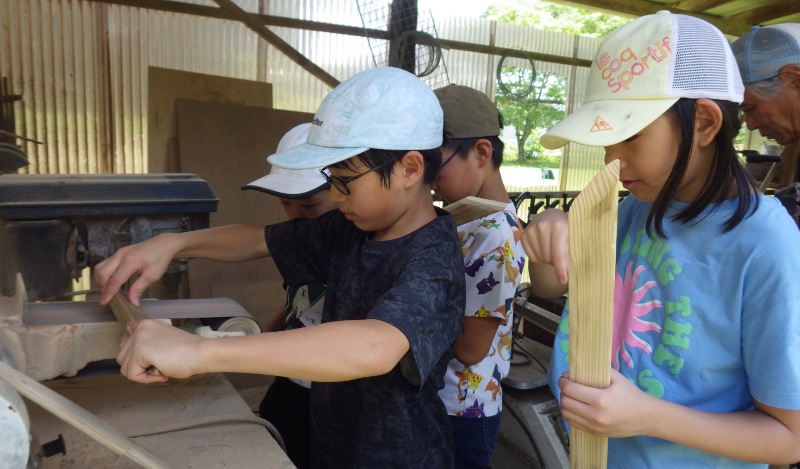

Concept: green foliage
[[496, 69, 566, 165], [483, 0, 628, 168], [483, 0, 629, 38]]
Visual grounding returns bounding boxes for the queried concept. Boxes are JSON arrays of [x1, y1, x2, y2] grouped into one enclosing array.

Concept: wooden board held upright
[[567, 159, 620, 469]]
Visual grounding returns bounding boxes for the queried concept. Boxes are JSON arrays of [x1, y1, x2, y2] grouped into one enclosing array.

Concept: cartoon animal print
[[479, 218, 500, 229], [484, 365, 503, 401], [484, 379, 501, 402], [465, 257, 484, 277], [494, 298, 513, 325], [502, 239, 520, 279], [504, 211, 523, 244], [474, 305, 492, 318], [497, 331, 513, 360], [484, 241, 520, 281], [460, 401, 486, 418], [458, 231, 476, 257], [476, 271, 500, 294], [455, 367, 484, 402]]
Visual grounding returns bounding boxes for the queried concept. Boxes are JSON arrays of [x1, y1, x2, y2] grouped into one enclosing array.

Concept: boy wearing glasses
[[95, 67, 466, 468], [433, 84, 526, 468]]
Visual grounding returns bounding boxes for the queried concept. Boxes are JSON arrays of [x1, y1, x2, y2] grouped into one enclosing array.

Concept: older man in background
[[732, 24, 800, 186]]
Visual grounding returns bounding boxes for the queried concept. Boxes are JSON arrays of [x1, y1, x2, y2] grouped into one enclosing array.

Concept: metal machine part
[[1, 277, 262, 382], [493, 336, 569, 469], [0, 375, 32, 469], [0, 278, 290, 468], [0, 173, 217, 300], [202, 315, 262, 335], [489, 294, 570, 469]]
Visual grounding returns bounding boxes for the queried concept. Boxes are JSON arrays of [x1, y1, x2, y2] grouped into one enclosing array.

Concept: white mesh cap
[[268, 67, 443, 169], [540, 11, 744, 149], [731, 24, 800, 84], [243, 123, 333, 198]]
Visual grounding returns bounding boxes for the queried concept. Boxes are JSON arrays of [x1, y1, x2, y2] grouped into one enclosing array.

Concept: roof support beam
[[84, 0, 592, 71], [728, 0, 800, 26]]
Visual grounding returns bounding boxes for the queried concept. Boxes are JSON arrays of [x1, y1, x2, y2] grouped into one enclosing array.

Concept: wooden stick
[[442, 196, 508, 226], [0, 360, 173, 469], [109, 293, 149, 325], [567, 159, 620, 469], [759, 162, 778, 192], [109, 293, 161, 375]]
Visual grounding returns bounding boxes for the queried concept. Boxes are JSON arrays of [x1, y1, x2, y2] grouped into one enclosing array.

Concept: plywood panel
[[148, 67, 274, 174], [176, 99, 313, 325]]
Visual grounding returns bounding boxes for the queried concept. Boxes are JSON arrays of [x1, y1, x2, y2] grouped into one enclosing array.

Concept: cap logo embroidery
[[595, 36, 671, 93], [590, 116, 613, 132], [311, 118, 323, 127]]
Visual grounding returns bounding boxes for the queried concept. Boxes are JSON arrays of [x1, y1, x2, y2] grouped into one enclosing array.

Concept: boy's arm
[[559, 368, 800, 464], [453, 317, 502, 366], [96, 224, 269, 305], [117, 318, 410, 383]]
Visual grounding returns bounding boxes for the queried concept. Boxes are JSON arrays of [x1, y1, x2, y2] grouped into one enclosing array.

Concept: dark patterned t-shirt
[[265, 208, 465, 468]]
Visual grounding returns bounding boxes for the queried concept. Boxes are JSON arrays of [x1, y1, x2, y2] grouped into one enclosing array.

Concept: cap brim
[[267, 142, 368, 170], [540, 98, 679, 149], [242, 173, 329, 199]]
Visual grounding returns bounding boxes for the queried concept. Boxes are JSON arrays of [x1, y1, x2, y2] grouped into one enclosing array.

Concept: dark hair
[[441, 112, 505, 168], [442, 135, 505, 169], [328, 147, 443, 187], [647, 98, 758, 238]]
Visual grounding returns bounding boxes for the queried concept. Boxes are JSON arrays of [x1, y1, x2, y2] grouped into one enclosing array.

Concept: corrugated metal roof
[[0, 0, 772, 191]]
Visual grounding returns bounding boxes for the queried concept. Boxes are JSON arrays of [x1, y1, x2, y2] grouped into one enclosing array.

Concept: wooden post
[[387, 0, 419, 73], [567, 159, 620, 468]]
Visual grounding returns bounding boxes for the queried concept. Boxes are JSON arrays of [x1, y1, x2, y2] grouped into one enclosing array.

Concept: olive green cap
[[434, 84, 501, 138]]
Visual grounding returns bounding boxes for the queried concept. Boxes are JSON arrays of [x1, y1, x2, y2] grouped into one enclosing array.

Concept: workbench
[[24, 372, 294, 469]]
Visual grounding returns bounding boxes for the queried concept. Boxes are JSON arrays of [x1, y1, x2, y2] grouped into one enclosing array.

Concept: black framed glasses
[[439, 139, 477, 174], [320, 160, 395, 195]]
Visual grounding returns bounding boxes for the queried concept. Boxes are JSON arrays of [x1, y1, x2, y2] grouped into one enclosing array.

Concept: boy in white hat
[[95, 67, 466, 468], [243, 122, 336, 469]]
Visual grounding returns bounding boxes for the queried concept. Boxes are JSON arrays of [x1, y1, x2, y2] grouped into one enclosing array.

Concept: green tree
[[483, 0, 628, 38], [484, 1, 628, 167], [496, 68, 566, 164]]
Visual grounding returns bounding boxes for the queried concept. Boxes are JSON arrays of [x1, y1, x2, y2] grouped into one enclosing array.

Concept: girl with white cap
[[522, 11, 800, 467]]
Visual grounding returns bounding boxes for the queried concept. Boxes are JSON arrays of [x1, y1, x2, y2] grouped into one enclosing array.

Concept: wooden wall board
[[147, 67, 274, 174], [176, 99, 313, 326]]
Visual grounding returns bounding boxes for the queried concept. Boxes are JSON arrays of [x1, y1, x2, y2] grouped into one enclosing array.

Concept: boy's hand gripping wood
[[109, 293, 161, 376], [567, 159, 620, 469]]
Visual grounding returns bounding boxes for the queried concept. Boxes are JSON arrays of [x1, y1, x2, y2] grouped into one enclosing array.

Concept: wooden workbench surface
[[24, 372, 294, 468]]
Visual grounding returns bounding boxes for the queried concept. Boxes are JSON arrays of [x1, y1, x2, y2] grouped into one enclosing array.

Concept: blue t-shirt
[[548, 195, 800, 468]]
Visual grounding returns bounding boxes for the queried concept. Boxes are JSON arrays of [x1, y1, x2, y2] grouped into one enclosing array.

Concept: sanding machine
[[0, 173, 291, 468], [0, 173, 218, 301]]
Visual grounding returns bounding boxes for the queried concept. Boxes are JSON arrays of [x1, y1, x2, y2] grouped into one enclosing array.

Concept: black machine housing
[[0, 173, 218, 300]]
